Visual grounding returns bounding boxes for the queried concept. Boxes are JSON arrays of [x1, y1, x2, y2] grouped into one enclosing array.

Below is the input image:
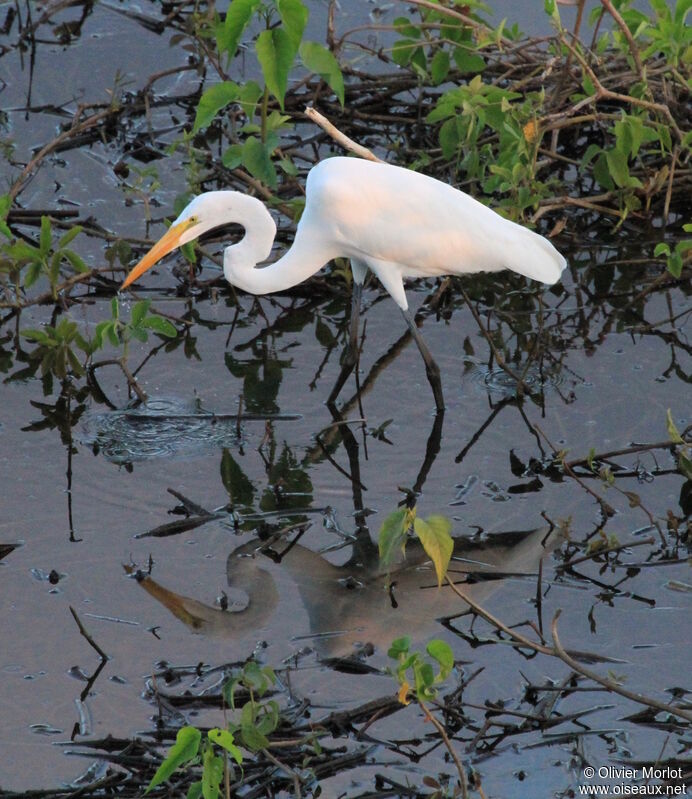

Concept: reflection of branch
[[455, 397, 513, 464], [550, 611, 692, 723], [459, 285, 533, 398], [69, 605, 108, 662], [533, 423, 617, 518], [89, 357, 147, 404], [446, 579, 692, 724]]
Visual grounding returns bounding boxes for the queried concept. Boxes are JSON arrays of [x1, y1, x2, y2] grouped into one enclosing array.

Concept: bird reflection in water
[[129, 524, 558, 658]]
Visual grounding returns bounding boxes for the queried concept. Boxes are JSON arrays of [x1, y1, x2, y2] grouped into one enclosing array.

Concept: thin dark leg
[[327, 281, 363, 405], [401, 308, 445, 411]]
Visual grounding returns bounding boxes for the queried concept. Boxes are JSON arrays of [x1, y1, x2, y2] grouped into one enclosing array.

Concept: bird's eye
[[189, 215, 198, 225]]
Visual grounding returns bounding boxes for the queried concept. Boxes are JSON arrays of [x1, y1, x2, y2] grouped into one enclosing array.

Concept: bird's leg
[[327, 281, 363, 405], [401, 308, 445, 411]]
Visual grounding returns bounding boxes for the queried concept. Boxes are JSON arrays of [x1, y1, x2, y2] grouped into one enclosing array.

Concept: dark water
[[0, 1, 689, 795]]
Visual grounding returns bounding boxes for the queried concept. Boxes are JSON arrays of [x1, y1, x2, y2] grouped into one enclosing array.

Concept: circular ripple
[[468, 364, 564, 398], [79, 397, 240, 463]]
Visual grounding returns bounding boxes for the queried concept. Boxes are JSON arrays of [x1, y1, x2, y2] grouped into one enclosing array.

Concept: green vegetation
[[378, 506, 454, 585], [146, 663, 281, 798], [0, 1, 690, 795]]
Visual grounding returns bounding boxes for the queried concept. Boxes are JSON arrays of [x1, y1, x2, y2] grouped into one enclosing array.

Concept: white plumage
[[122, 156, 566, 409]]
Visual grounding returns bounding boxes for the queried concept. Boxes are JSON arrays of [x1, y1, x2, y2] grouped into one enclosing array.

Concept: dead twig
[[69, 605, 108, 662]]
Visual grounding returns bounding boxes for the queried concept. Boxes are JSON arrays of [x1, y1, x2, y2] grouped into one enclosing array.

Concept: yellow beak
[[121, 219, 194, 289]]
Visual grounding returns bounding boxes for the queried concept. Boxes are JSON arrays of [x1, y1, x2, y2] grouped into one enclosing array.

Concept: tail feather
[[498, 225, 566, 285]]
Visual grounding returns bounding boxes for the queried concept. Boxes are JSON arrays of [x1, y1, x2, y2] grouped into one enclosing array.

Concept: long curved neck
[[224, 200, 335, 295]]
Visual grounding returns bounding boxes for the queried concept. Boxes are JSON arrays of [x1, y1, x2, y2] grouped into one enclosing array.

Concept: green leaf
[[666, 250, 683, 278], [654, 242, 671, 257], [430, 49, 450, 84], [277, 0, 308, 49], [193, 81, 239, 133], [256, 27, 295, 110], [666, 409, 685, 443], [208, 729, 243, 765], [392, 38, 421, 67], [299, 41, 345, 105], [217, 0, 261, 57], [141, 315, 178, 337], [426, 639, 454, 679], [387, 636, 411, 660], [593, 153, 614, 189], [439, 117, 461, 160], [58, 226, 83, 248], [220, 448, 255, 506], [24, 261, 43, 289], [452, 47, 486, 73], [39, 216, 52, 254], [107, 322, 121, 347], [131, 299, 151, 327], [242, 136, 277, 188], [679, 452, 692, 481], [378, 508, 409, 567], [202, 748, 223, 799], [222, 143, 244, 170], [62, 249, 88, 273], [240, 724, 270, 751], [146, 726, 202, 793], [605, 148, 632, 188], [413, 515, 453, 586], [187, 783, 203, 799], [6, 239, 40, 262], [237, 80, 263, 118], [20, 328, 51, 344]]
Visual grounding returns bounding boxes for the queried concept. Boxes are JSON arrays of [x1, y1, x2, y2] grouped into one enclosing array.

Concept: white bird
[[121, 156, 566, 410]]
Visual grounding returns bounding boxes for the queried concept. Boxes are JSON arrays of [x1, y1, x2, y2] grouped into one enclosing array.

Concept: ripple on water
[[79, 397, 240, 463], [467, 363, 565, 398]]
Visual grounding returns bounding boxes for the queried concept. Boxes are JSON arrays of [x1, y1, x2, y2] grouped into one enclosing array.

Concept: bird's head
[[120, 192, 246, 289]]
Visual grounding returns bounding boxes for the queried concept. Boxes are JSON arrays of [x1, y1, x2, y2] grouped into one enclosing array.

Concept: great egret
[[121, 157, 566, 410]]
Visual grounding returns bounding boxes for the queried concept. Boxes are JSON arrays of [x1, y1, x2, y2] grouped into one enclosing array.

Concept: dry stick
[[599, 0, 645, 83], [663, 147, 678, 223], [261, 748, 302, 798], [418, 699, 468, 799], [69, 605, 108, 661], [9, 108, 114, 202], [304, 106, 382, 163], [445, 580, 692, 724], [565, 438, 687, 469], [403, 0, 515, 49], [559, 31, 683, 142], [557, 536, 655, 571]]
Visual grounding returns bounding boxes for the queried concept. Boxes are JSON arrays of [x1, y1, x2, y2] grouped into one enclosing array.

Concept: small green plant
[[187, 0, 344, 191], [146, 662, 279, 797], [93, 298, 177, 354], [654, 223, 692, 277], [0, 215, 87, 299], [378, 506, 454, 586], [223, 660, 280, 751], [666, 409, 692, 481], [388, 636, 454, 706], [145, 725, 242, 798], [388, 637, 466, 795], [20, 317, 91, 379]]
